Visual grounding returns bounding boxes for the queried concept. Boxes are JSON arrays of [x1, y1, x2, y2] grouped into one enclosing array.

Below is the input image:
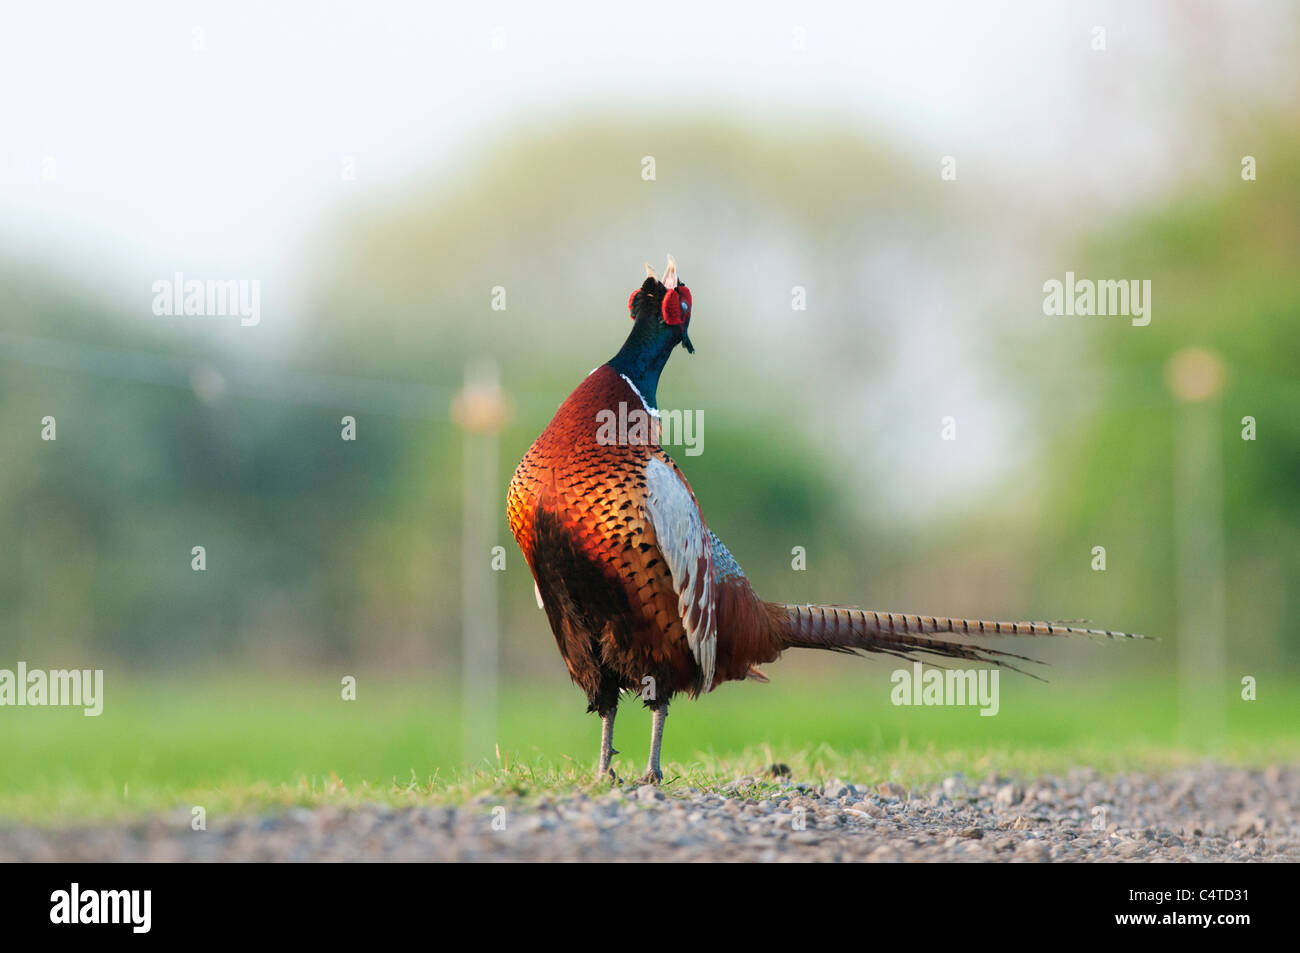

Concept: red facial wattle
[[628, 275, 691, 327], [661, 283, 691, 326]]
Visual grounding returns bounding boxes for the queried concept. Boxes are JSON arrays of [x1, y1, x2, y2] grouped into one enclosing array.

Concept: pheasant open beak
[[662, 254, 692, 352]]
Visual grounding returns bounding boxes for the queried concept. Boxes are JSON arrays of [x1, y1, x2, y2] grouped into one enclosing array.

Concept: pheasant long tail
[[776, 604, 1149, 679]]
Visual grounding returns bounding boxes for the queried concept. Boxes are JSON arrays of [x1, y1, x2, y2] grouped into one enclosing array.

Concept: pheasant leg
[[642, 703, 668, 784], [597, 708, 618, 780]]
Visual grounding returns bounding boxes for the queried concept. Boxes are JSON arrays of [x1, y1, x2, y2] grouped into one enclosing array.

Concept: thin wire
[[0, 331, 547, 422]]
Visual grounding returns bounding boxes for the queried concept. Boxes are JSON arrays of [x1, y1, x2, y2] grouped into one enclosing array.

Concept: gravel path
[[3, 764, 1295, 862]]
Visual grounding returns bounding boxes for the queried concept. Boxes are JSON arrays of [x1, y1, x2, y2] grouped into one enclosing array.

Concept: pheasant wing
[[643, 456, 717, 692]]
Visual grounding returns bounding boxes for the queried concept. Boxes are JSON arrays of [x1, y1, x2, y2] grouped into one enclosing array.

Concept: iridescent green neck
[[608, 317, 678, 409]]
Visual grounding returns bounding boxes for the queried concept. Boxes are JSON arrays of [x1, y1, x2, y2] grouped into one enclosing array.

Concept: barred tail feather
[[777, 604, 1149, 678]]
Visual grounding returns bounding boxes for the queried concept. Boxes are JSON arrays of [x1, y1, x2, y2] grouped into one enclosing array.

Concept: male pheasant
[[507, 256, 1145, 783]]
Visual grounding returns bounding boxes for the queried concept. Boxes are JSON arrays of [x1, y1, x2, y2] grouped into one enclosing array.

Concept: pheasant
[[506, 256, 1145, 783]]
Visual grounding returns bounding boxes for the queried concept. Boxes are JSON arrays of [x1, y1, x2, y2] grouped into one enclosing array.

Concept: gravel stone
[[996, 783, 1024, 809], [1, 763, 1294, 862]]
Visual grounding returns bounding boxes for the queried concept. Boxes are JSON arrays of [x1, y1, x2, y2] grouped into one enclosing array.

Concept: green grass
[[2, 671, 1297, 825]]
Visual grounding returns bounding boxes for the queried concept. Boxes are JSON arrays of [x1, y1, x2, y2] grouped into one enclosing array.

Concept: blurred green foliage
[[1020, 124, 1300, 668], [0, 114, 1295, 682]]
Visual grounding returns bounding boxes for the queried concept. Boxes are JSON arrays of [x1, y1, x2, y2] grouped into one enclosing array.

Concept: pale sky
[[2, 0, 1291, 317]]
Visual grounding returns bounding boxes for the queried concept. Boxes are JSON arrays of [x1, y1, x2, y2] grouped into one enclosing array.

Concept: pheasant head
[[611, 255, 694, 409]]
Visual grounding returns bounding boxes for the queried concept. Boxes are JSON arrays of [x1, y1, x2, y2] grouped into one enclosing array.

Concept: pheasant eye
[[627, 289, 638, 319]]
